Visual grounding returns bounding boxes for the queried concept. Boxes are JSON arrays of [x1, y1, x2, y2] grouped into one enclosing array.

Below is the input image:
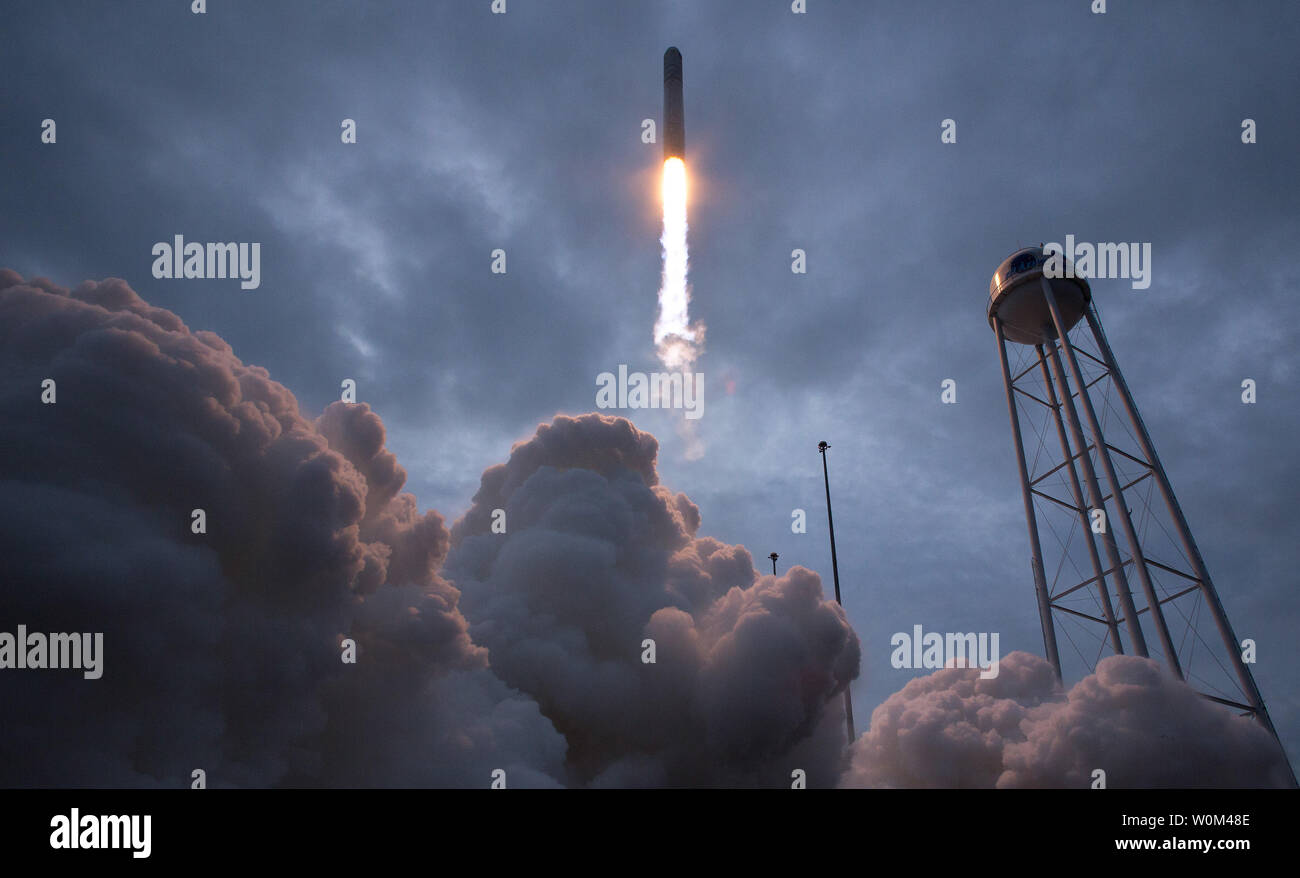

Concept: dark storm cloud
[[841, 651, 1292, 789], [2, 0, 1297, 777], [446, 413, 859, 786], [0, 272, 563, 786]]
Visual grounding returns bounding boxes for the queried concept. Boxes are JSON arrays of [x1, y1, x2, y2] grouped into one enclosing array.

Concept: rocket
[[663, 47, 685, 160]]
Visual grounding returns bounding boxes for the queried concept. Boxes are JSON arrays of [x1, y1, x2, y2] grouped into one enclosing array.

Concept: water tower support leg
[[1034, 344, 1124, 654], [1082, 307, 1287, 749], [1043, 280, 1181, 677], [1042, 333, 1148, 657], [995, 318, 1062, 680]]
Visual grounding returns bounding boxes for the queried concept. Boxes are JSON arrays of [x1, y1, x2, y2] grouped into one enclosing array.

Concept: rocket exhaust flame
[[653, 157, 701, 370]]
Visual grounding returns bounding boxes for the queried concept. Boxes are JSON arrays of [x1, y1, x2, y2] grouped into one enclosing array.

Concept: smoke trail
[[654, 157, 706, 459], [654, 157, 703, 371]]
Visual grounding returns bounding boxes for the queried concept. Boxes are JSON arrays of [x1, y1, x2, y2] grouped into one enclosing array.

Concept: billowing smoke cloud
[[0, 271, 853, 788], [841, 650, 1292, 788], [3, 270, 1286, 789], [0, 270, 564, 787], [447, 413, 860, 787]]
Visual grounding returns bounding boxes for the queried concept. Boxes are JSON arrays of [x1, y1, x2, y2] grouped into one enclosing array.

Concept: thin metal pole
[[1042, 278, 1182, 676], [1034, 344, 1124, 654], [1083, 307, 1289, 756], [995, 322, 1062, 679], [818, 441, 856, 742], [1043, 335, 1148, 656]]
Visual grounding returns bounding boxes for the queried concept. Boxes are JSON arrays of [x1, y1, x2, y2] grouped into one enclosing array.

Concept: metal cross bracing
[[994, 292, 1285, 755]]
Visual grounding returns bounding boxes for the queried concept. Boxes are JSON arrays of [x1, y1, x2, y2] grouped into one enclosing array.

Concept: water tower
[[988, 245, 1289, 765]]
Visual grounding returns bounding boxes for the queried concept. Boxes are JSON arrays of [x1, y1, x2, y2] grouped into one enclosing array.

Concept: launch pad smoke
[[0, 271, 852, 788], [0, 269, 1291, 788]]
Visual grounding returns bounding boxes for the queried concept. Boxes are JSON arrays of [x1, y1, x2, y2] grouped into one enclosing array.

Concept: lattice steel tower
[[988, 245, 1289, 765]]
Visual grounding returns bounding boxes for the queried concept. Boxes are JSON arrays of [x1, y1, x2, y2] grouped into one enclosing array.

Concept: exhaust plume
[[653, 157, 703, 371]]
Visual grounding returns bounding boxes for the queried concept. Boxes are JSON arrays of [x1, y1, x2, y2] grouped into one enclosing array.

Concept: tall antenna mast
[[819, 441, 856, 744]]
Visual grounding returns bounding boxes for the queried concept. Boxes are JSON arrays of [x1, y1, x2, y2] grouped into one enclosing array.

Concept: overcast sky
[[3, 0, 1298, 773]]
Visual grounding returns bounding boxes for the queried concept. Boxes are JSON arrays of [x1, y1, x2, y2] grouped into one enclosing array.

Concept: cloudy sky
[[3, 0, 1297, 782]]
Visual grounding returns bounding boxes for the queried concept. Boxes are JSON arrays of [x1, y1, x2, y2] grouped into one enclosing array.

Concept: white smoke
[[841, 651, 1292, 788], [446, 413, 859, 786], [653, 157, 706, 458]]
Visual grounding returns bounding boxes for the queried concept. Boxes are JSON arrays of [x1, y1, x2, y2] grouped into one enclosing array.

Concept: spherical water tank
[[988, 245, 1091, 345]]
